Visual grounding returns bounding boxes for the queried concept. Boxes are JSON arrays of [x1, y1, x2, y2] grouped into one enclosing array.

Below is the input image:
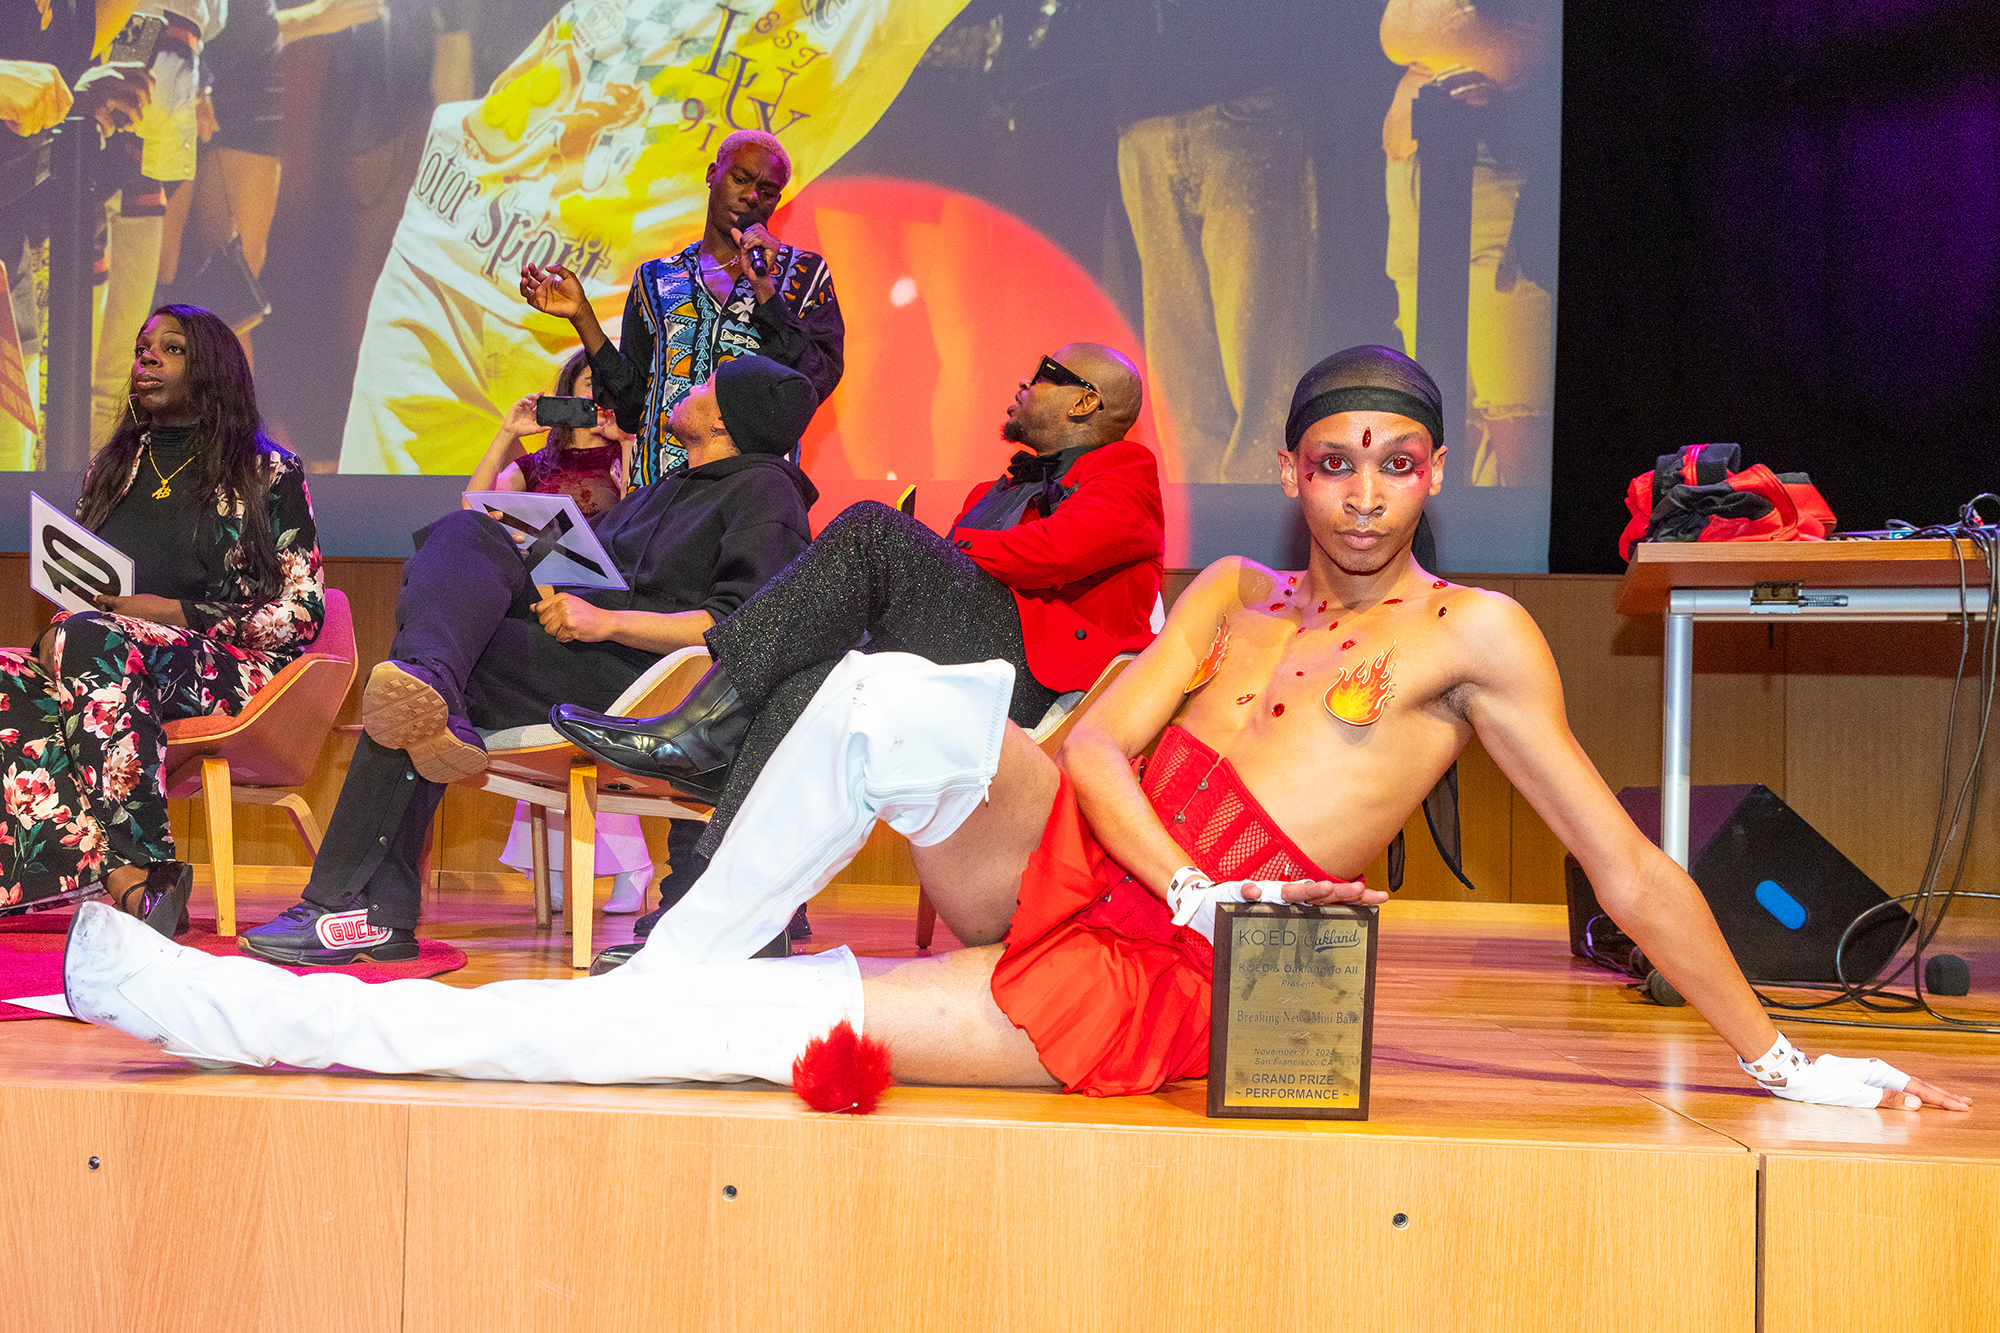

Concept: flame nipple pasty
[[1184, 619, 1231, 694], [1324, 644, 1397, 726]]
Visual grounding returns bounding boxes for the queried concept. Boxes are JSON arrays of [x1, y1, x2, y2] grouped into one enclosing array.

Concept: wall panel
[[4, 555, 1989, 913]]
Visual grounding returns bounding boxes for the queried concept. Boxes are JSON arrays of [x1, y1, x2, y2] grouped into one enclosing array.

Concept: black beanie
[[714, 356, 818, 456]]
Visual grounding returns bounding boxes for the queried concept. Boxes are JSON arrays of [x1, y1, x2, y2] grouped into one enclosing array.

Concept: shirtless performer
[[61, 347, 1968, 1112]]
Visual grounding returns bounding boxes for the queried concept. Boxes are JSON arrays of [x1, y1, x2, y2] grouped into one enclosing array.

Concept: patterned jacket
[[86, 444, 326, 656], [590, 241, 844, 487]]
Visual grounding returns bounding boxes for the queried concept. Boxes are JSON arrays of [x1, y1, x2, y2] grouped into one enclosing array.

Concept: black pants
[[305, 511, 654, 930], [695, 501, 1060, 858]]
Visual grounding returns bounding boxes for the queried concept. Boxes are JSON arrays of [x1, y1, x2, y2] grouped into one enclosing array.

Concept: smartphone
[[535, 395, 598, 428], [108, 14, 166, 66]]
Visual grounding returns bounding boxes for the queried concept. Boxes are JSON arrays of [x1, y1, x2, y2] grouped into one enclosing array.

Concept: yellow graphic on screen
[[341, 0, 966, 475]]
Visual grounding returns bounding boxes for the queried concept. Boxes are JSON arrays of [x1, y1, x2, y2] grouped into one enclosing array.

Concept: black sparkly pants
[[696, 501, 1060, 857]]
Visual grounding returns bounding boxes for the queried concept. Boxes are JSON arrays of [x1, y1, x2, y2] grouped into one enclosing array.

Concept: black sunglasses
[[1031, 354, 1097, 396]]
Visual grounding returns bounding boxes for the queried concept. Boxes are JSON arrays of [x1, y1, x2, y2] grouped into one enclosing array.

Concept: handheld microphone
[[733, 211, 769, 277]]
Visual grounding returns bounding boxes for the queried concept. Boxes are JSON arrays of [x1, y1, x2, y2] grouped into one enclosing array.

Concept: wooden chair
[[455, 646, 715, 971], [162, 588, 359, 936], [911, 653, 1138, 949]]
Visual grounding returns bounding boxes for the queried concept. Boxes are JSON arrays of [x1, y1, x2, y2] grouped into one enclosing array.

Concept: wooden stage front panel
[[1761, 1156, 2000, 1333], [404, 1094, 1751, 1333], [1, 889, 1993, 1332], [0, 1083, 406, 1333]]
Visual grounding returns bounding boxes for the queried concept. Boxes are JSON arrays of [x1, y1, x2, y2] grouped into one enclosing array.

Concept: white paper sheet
[[3, 992, 74, 1018], [29, 493, 135, 614], [462, 490, 628, 591]]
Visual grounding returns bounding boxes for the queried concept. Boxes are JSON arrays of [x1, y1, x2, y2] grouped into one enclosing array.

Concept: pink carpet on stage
[[0, 912, 468, 1021]]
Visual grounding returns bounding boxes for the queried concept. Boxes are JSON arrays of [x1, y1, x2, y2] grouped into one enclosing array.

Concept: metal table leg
[[1661, 609, 1694, 867]]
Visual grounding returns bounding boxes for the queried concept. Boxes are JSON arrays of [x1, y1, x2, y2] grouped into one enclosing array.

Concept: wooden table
[[1616, 539, 1993, 866]]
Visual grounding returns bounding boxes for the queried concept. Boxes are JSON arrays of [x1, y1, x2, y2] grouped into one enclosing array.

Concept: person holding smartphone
[[240, 355, 818, 965], [464, 347, 654, 915], [464, 349, 630, 517]]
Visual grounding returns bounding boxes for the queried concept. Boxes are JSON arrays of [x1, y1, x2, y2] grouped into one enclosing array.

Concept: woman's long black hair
[[76, 304, 284, 603]]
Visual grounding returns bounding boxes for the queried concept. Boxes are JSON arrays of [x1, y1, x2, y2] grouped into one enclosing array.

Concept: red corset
[[1078, 727, 1333, 956]]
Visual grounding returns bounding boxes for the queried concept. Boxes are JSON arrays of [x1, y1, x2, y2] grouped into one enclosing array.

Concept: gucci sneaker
[[241, 902, 420, 966]]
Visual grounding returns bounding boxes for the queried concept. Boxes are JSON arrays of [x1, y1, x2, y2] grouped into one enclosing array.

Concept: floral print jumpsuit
[[0, 447, 324, 906]]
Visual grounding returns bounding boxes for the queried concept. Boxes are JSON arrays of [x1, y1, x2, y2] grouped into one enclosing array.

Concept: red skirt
[[989, 727, 1333, 1097]]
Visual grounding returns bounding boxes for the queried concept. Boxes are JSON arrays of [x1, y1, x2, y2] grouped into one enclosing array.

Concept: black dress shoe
[[589, 940, 643, 975], [593, 929, 787, 974], [550, 663, 746, 795], [114, 862, 193, 938]]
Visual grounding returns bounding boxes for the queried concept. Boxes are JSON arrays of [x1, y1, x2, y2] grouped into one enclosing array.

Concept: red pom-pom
[[791, 1019, 893, 1115]]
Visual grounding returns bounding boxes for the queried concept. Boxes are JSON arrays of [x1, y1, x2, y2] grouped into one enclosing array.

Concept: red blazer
[[949, 439, 1165, 692]]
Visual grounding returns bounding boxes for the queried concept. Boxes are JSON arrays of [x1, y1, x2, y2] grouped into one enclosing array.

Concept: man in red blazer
[[555, 342, 1163, 950], [946, 350, 1164, 694]]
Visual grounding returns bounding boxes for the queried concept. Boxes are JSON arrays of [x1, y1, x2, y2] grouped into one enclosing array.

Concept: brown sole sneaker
[[362, 661, 488, 783]]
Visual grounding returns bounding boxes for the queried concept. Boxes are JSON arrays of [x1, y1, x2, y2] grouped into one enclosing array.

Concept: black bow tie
[[1005, 450, 1068, 519], [1006, 450, 1064, 486]]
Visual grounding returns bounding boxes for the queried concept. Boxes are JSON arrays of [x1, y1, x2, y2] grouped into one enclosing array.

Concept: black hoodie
[[576, 452, 818, 623]]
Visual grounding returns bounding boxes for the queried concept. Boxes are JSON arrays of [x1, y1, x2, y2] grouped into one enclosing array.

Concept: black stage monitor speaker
[[1567, 784, 1910, 985]]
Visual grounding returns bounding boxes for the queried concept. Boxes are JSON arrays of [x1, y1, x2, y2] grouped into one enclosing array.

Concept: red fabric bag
[[1619, 443, 1835, 560]]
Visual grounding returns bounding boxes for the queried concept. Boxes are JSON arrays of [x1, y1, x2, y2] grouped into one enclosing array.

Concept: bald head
[[1003, 341, 1145, 455], [1052, 342, 1142, 442]]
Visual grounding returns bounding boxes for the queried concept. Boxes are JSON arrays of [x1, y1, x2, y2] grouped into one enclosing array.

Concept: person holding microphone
[[519, 128, 844, 489]]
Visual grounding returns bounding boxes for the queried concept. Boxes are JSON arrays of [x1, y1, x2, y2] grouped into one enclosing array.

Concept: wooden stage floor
[[2, 875, 1995, 1333]]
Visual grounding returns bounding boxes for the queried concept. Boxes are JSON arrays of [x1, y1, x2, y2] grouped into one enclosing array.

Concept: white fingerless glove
[[1738, 1033, 1914, 1109], [1163, 866, 1288, 945]]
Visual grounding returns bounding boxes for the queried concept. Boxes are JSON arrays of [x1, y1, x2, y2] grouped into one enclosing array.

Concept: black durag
[[1284, 345, 1445, 454]]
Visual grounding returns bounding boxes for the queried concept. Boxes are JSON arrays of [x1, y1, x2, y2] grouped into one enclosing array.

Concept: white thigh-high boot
[[631, 650, 1014, 970], [63, 902, 862, 1084]]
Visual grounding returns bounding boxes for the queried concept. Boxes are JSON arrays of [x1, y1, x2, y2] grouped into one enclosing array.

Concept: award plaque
[[1206, 904, 1379, 1119]]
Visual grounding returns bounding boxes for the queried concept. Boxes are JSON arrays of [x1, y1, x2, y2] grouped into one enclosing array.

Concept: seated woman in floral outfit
[[0, 303, 324, 933]]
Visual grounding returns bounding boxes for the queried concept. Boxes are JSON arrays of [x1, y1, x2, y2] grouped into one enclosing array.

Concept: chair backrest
[[310, 586, 357, 665], [1030, 654, 1137, 754], [612, 646, 712, 718], [161, 587, 360, 790]]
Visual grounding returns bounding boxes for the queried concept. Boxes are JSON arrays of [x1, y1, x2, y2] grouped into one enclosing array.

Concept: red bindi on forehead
[[1362, 428, 1371, 450]]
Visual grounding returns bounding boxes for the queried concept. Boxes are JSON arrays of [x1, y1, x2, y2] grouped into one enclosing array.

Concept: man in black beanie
[[244, 357, 821, 965]]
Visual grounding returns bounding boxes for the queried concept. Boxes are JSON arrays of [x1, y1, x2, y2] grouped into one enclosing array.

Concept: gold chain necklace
[[145, 446, 195, 499]]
